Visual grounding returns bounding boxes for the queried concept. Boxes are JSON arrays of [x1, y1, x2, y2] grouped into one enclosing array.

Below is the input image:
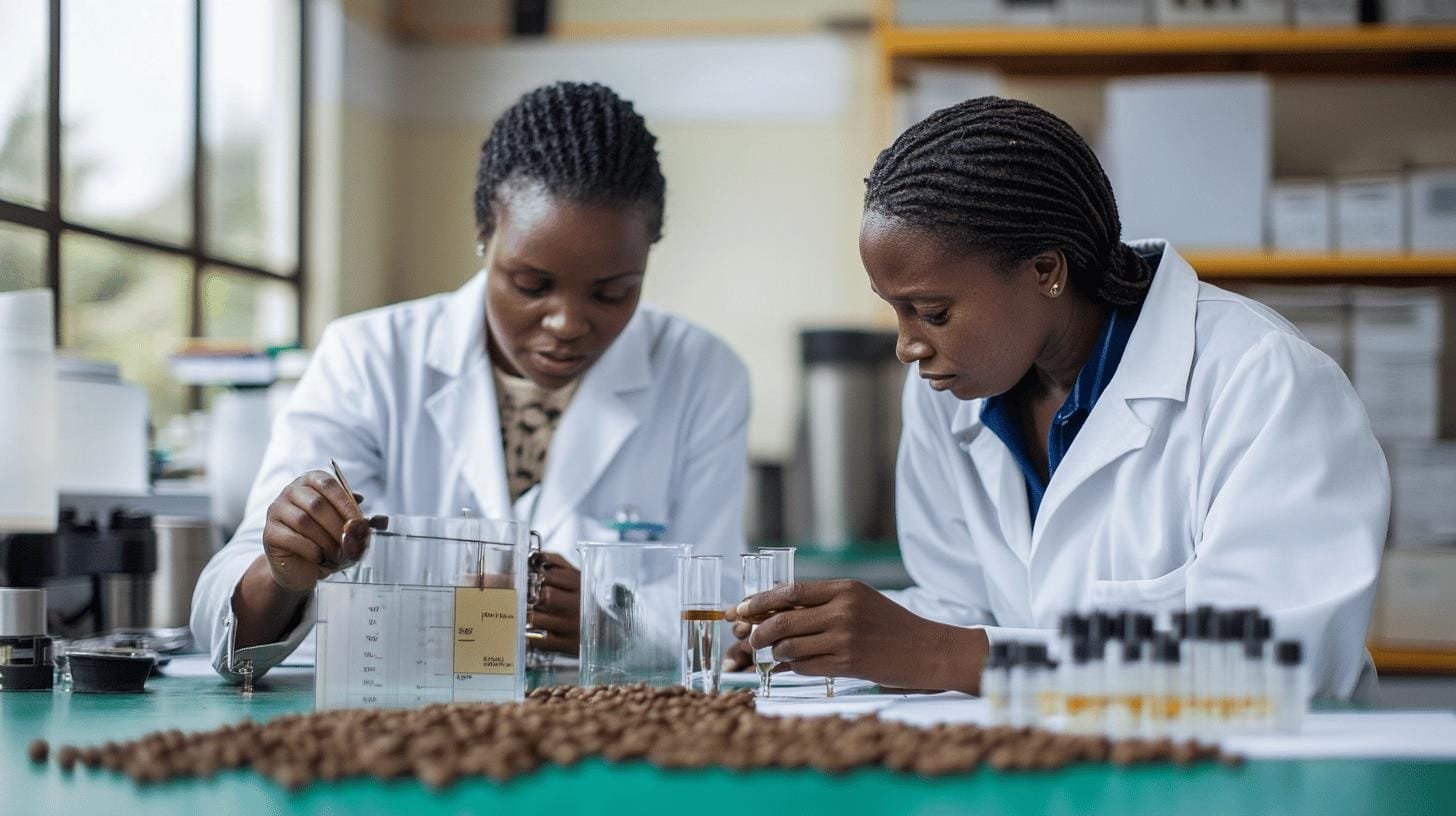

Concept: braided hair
[[864, 96, 1151, 307], [475, 82, 666, 242]]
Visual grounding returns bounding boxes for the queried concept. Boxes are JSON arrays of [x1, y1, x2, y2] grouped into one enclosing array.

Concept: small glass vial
[[1147, 635, 1182, 740], [1107, 638, 1145, 740], [1272, 640, 1308, 735], [1064, 641, 1106, 735], [1008, 644, 1034, 728], [1021, 644, 1057, 727], [981, 642, 1011, 726]]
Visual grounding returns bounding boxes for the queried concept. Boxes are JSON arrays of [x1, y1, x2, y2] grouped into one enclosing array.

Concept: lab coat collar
[[425, 270, 490, 377], [1107, 239, 1197, 405], [423, 269, 655, 534]]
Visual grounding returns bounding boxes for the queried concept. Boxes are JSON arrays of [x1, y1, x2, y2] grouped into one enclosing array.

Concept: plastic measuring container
[[314, 514, 530, 710]]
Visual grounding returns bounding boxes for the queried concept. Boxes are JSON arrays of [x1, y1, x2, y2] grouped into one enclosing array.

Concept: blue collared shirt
[[980, 258, 1154, 521]]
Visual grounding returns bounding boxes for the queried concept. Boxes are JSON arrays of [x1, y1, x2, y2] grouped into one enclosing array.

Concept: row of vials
[[980, 607, 1308, 739]]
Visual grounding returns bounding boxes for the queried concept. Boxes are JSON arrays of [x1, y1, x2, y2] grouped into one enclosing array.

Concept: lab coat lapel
[[530, 313, 653, 541], [1030, 241, 1198, 555], [422, 271, 513, 521], [955, 402, 1034, 565]]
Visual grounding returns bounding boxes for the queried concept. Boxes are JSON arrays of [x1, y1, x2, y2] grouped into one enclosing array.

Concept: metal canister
[[0, 587, 53, 691]]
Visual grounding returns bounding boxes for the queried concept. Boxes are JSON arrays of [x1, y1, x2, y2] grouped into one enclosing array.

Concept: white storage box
[[1104, 75, 1270, 250], [1351, 287, 1453, 355], [1270, 179, 1334, 252], [897, 0, 1004, 24], [1385, 442, 1456, 548], [1003, 0, 1064, 25], [1294, 0, 1359, 24], [1408, 167, 1456, 251], [1153, 0, 1288, 26], [1337, 175, 1406, 253], [1353, 353, 1456, 440], [1240, 284, 1351, 370], [1065, 0, 1149, 23], [1385, 0, 1456, 24], [1370, 549, 1456, 649]]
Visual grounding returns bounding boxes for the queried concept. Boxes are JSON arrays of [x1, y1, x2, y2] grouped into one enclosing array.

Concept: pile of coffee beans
[[28, 685, 1239, 789]]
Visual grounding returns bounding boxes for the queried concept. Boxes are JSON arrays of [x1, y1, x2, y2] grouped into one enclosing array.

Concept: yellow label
[[452, 587, 518, 675]]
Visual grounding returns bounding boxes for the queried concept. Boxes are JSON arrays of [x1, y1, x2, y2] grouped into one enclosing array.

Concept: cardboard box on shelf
[[1408, 168, 1456, 252], [1104, 75, 1270, 250], [1269, 179, 1334, 252], [1337, 175, 1406, 253], [1370, 548, 1456, 649], [1351, 287, 1453, 356], [1385, 442, 1456, 549]]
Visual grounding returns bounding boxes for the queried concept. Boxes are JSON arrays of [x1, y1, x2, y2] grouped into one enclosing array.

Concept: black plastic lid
[[1171, 611, 1190, 639], [800, 329, 898, 365], [1071, 640, 1094, 664], [1194, 606, 1216, 640], [1125, 612, 1154, 641], [1088, 612, 1116, 643], [988, 642, 1011, 668], [1059, 613, 1089, 639], [1244, 641, 1264, 661], [1275, 641, 1303, 666], [1152, 635, 1181, 664], [1122, 639, 1143, 663], [1023, 643, 1049, 666], [1216, 612, 1242, 641], [1249, 615, 1273, 642]]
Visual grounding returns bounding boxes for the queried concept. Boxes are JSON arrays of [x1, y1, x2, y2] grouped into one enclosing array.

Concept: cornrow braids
[[864, 96, 1152, 307], [475, 81, 666, 242]]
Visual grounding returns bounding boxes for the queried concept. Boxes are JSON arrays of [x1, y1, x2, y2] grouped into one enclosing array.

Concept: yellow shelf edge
[[879, 25, 1456, 58], [1184, 252, 1456, 278], [1369, 643, 1456, 673]]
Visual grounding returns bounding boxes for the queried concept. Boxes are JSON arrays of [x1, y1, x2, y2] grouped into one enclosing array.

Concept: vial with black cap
[[1273, 640, 1308, 734], [981, 641, 1011, 726]]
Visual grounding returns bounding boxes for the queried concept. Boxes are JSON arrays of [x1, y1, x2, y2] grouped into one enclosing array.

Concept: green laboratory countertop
[[4, 671, 1455, 816]]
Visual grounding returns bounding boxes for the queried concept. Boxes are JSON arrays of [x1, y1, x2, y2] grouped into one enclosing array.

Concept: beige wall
[[305, 0, 1456, 460]]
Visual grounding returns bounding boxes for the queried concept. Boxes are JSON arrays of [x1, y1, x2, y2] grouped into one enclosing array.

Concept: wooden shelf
[[1185, 252, 1456, 279], [878, 25, 1456, 75], [1369, 643, 1456, 674]]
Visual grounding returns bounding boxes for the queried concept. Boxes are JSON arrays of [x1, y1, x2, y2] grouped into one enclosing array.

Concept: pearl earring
[[475, 243, 486, 258], [1050, 282, 1062, 296]]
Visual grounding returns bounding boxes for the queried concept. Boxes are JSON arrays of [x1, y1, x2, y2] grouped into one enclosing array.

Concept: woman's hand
[[234, 470, 371, 650], [262, 470, 371, 593], [528, 552, 581, 655], [722, 619, 754, 672], [726, 579, 989, 693]]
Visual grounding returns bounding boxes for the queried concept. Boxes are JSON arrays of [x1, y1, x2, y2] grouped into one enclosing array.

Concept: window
[[0, 0, 306, 424]]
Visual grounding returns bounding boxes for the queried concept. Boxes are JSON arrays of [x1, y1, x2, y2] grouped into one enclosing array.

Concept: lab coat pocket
[[1088, 557, 1194, 610]]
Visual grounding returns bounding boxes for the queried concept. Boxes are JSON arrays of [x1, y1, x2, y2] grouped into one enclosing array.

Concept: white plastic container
[[0, 289, 57, 533]]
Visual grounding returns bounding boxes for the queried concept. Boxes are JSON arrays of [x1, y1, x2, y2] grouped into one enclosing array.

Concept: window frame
[[0, 0, 309, 353]]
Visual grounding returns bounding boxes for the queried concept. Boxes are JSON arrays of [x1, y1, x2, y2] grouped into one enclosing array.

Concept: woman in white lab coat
[[193, 82, 750, 681], [730, 97, 1387, 699]]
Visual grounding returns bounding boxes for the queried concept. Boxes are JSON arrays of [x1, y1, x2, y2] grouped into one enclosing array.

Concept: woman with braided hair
[[195, 82, 750, 680], [730, 97, 1386, 701]]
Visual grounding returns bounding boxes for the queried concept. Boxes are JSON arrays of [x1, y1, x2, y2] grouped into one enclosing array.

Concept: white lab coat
[[888, 241, 1388, 700], [192, 271, 751, 680]]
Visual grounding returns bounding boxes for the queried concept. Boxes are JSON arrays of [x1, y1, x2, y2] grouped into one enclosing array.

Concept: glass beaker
[[576, 541, 691, 687], [314, 514, 528, 710], [680, 555, 723, 694]]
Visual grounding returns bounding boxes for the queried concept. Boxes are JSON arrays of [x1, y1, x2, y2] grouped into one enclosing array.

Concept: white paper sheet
[[1223, 711, 1456, 760]]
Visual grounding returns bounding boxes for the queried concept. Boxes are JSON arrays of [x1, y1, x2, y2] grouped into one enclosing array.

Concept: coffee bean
[[27, 739, 48, 764]]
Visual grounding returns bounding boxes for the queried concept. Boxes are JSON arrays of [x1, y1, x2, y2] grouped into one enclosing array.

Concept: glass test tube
[[758, 546, 818, 696], [1065, 640, 1106, 735], [1007, 643, 1032, 728], [680, 555, 724, 694], [740, 554, 776, 698]]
